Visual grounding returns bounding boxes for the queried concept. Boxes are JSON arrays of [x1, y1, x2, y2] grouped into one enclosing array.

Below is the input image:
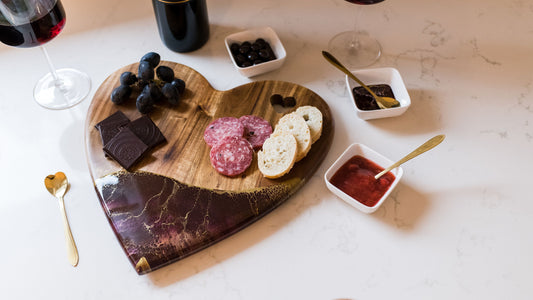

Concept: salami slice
[[203, 117, 245, 147], [239, 115, 272, 150], [209, 136, 253, 176]]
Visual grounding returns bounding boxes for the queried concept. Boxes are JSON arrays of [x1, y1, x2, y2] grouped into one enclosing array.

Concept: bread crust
[[295, 105, 323, 144], [273, 112, 311, 162], [257, 132, 297, 178]]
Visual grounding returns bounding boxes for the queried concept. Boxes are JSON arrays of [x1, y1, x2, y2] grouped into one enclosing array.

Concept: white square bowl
[[324, 143, 403, 214], [345, 67, 411, 120], [225, 27, 287, 77]]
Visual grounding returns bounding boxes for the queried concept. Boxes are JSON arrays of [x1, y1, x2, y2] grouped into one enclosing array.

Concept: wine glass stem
[[40, 45, 62, 86], [350, 6, 362, 50]]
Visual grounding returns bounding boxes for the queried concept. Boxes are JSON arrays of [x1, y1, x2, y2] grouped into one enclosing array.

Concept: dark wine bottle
[[151, 0, 210, 53]]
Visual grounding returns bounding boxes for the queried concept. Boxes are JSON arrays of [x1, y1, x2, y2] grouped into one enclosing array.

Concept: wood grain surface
[[86, 62, 333, 191], [84, 62, 334, 274]]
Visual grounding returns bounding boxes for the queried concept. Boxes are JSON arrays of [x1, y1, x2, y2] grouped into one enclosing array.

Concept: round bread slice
[[274, 112, 311, 162], [257, 132, 297, 179], [295, 106, 323, 144]]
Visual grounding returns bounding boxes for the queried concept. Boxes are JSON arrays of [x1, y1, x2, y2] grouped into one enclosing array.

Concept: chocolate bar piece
[[103, 127, 149, 170], [95, 111, 130, 146], [127, 115, 166, 149]]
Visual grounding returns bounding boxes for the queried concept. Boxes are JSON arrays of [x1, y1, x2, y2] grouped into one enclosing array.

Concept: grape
[[138, 61, 154, 82], [156, 66, 175, 83], [170, 78, 186, 94], [140, 52, 160, 68], [111, 85, 132, 104], [143, 82, 164, 102], [136, 92, 154, 114], [119, 72, 137, 86], [162, 83, 181, 106], [110, 52, 187, 113]]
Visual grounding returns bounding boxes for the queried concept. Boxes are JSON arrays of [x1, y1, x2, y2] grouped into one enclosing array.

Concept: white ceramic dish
[[324, 143, 403, 214], [225, 27, 287, 77], [345, 67, 411, 120]]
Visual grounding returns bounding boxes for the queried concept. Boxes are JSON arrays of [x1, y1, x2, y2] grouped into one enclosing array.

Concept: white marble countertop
[[1, 0, 532, 298]]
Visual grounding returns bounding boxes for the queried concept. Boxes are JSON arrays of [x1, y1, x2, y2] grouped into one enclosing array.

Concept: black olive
[[270, 94, 283, 106], [283, 96, 296, 107]]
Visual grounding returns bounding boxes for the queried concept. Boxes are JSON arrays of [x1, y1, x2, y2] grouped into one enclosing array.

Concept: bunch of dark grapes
[[229, 38, 277, 68], [111, 52, 186, 114]]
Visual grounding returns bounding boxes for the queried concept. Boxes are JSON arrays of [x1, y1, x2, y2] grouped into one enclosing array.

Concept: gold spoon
[[375, 134, 446, 180], [45, 172, 79, 267], [322, 51, 400, 109]]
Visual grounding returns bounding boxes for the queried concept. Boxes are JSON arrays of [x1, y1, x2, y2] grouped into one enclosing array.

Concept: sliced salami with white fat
[[209, 136, 253, 176], [203, 117, 245, 148], [239, 115, 272, 150]]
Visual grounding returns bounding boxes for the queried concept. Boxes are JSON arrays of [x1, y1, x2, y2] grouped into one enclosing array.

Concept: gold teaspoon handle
[[58, 195, 79, 267], [321, 51, 383, 101], [375, 134, 446, 180]]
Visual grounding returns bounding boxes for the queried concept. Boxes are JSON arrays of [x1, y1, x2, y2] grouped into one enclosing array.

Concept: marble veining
[[3, 0, 533, 298]]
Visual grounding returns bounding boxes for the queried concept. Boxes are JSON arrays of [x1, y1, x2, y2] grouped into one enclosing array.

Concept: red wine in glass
[[0, 0, 91, 110], [328, 0, 386, 68], [0, 1, 65, 47]]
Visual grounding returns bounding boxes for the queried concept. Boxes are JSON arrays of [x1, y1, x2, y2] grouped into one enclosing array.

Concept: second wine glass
[[0, 0, 91, 110], [328, 0, 385, 69]]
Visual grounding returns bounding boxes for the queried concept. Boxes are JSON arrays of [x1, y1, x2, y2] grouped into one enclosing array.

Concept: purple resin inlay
[[94, 171, 296, 274]]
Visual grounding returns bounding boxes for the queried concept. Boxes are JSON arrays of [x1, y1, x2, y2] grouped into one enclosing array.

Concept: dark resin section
[[94, 171, 297, 274]]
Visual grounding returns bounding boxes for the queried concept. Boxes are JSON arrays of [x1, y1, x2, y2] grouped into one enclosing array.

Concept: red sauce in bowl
[[329, 155, 395, 207]]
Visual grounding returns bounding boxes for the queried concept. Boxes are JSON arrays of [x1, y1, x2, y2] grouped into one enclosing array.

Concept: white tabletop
[[1, 0, 532, 299]]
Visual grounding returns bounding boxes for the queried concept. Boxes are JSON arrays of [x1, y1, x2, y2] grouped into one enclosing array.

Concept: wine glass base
[[33, 68, 91, 110], [328, 30, 382, 69]]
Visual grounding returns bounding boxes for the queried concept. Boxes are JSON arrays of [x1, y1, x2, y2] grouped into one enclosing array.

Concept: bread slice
[[273, 112, 312, 162], [257, 132, 297, 179], [295, 106, 323, 144]]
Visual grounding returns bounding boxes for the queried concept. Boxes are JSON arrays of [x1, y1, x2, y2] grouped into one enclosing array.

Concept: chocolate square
[[103, 127, 149, 170], [95, 111, 130, 146], [127, 115, 166, 149]]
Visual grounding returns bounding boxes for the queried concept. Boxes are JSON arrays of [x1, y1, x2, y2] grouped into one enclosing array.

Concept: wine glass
[[0, 0, 90, 110], [328, 0, 385, 69]]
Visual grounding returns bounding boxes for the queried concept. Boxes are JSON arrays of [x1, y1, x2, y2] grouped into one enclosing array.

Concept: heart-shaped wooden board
[[85, 61, 333, 274]]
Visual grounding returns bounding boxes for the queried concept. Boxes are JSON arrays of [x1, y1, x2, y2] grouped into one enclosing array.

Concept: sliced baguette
[[273, 112, 312, 162], [295, 105, 323, 144], [257, 132, 297, 179]]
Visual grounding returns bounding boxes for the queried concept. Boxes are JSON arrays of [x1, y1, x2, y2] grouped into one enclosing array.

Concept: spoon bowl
[[45, 172, 79, 267], [322, 51, 400, 109]]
